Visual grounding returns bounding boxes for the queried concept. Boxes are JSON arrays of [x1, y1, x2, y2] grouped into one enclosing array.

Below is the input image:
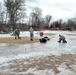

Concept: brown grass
[[0, 37, 39, 44], [44, 33, 55, 36], [0, 33, 55, 44]]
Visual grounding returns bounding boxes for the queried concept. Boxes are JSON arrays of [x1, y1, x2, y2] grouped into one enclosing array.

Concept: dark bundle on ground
[[39, 36, 50, 43], [39, 38, 47, 43], [44, 36, 50, 40]]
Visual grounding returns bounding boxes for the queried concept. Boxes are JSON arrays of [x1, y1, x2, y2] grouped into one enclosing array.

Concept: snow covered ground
[[0, 30, 76, 75]]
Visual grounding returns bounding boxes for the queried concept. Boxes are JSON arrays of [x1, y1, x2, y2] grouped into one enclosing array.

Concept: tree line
[[0, 0, 76, 33]]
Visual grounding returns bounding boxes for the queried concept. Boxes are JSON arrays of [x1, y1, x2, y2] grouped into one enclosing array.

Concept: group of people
[[14, 26, 67, 43], [14, 26, 34, 41]]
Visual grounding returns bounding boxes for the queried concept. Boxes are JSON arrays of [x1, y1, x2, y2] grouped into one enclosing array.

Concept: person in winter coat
[[29, 26, 34, 41], [58, 35, 67, 43], [14, 29, 20, 39]]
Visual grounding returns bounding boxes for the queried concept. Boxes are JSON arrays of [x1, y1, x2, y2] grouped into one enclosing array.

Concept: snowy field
[[0, 30, 76, 75]]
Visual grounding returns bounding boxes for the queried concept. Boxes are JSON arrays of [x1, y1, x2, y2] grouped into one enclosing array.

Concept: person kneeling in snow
[[58, 35, 67, 43]]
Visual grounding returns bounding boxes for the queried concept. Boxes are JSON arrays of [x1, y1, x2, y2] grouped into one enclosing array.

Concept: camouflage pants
[[30, 33, 34, 41], [15, 34, 20, 39]]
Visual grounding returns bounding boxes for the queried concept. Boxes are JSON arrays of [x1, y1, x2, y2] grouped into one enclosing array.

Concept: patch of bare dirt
[[0, 54, 76, 75]]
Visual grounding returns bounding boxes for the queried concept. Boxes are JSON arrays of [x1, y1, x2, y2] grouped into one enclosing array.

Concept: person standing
[[14, 29, 20, 39], [29, 26, 34, 41]]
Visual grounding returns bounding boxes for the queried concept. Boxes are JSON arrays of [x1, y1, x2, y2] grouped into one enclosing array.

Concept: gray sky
[[26, 0, 76, 21], [0, 0, 76, 21]]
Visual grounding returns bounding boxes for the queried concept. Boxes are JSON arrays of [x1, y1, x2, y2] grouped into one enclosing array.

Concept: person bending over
[[58, 35, 67, 43]]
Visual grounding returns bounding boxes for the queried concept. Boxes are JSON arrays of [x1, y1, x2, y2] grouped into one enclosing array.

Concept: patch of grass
[[26, 73, 34, 75], [0, 37, 39, 44], [44, 33, 55, 36], [0, 33, 55, 44]]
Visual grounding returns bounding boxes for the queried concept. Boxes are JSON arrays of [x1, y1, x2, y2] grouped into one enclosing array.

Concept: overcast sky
[[0, 0, 76, 21], [26, 0, 76, 21]]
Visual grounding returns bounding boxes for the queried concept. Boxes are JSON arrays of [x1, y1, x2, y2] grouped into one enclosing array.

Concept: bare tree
[[59, 19, 62, 29], [45, 15, 52, 28], [4, 0, 26, 31], [0, 11, 5, 24], [30, 7, 42, 29], [0, 3, 5, 24], [67, 19, 75, 30]]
